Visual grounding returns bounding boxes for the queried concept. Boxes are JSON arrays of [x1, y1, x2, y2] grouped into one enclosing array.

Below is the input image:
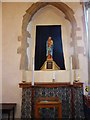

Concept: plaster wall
[[88, 8, 90, 91], [0, 2, 2, 103], [2, 2, 32, 118], [67, 2, 88, 84]]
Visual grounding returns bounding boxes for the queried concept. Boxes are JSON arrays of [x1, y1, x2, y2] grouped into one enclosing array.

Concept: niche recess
[[17, 2, 79, 70]]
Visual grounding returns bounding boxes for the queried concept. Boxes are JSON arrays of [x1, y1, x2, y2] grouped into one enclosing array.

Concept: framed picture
[[47, 61, 53, 69]]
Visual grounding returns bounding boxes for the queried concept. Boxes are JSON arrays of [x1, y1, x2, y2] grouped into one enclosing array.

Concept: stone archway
[[17, 2, 79, 70]]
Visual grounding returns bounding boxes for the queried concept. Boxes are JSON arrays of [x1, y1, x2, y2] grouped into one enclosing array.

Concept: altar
[[19, 82, 85, 119]]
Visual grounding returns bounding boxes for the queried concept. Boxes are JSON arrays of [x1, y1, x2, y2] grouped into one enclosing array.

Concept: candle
[[32, 57, 34, 86], [52, 72, 55, 82], [70, 56, 73, 85], [22, 70, 26, 82]]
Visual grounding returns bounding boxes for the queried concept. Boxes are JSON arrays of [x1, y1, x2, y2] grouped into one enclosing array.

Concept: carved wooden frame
[[17, 2, 80, 70]]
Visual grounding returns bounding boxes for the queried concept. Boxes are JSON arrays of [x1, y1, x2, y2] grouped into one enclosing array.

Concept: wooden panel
[[19, 82, 83, 88]]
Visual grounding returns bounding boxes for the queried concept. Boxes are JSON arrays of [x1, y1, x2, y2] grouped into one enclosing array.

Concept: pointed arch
[[19, 2, 78, 70]]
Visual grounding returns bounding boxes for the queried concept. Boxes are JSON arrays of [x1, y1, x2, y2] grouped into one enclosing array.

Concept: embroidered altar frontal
[[20, 82, 85, 119]]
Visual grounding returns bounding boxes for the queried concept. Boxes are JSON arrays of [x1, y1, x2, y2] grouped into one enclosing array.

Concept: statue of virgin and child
[[46, 36, 53, 60]]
